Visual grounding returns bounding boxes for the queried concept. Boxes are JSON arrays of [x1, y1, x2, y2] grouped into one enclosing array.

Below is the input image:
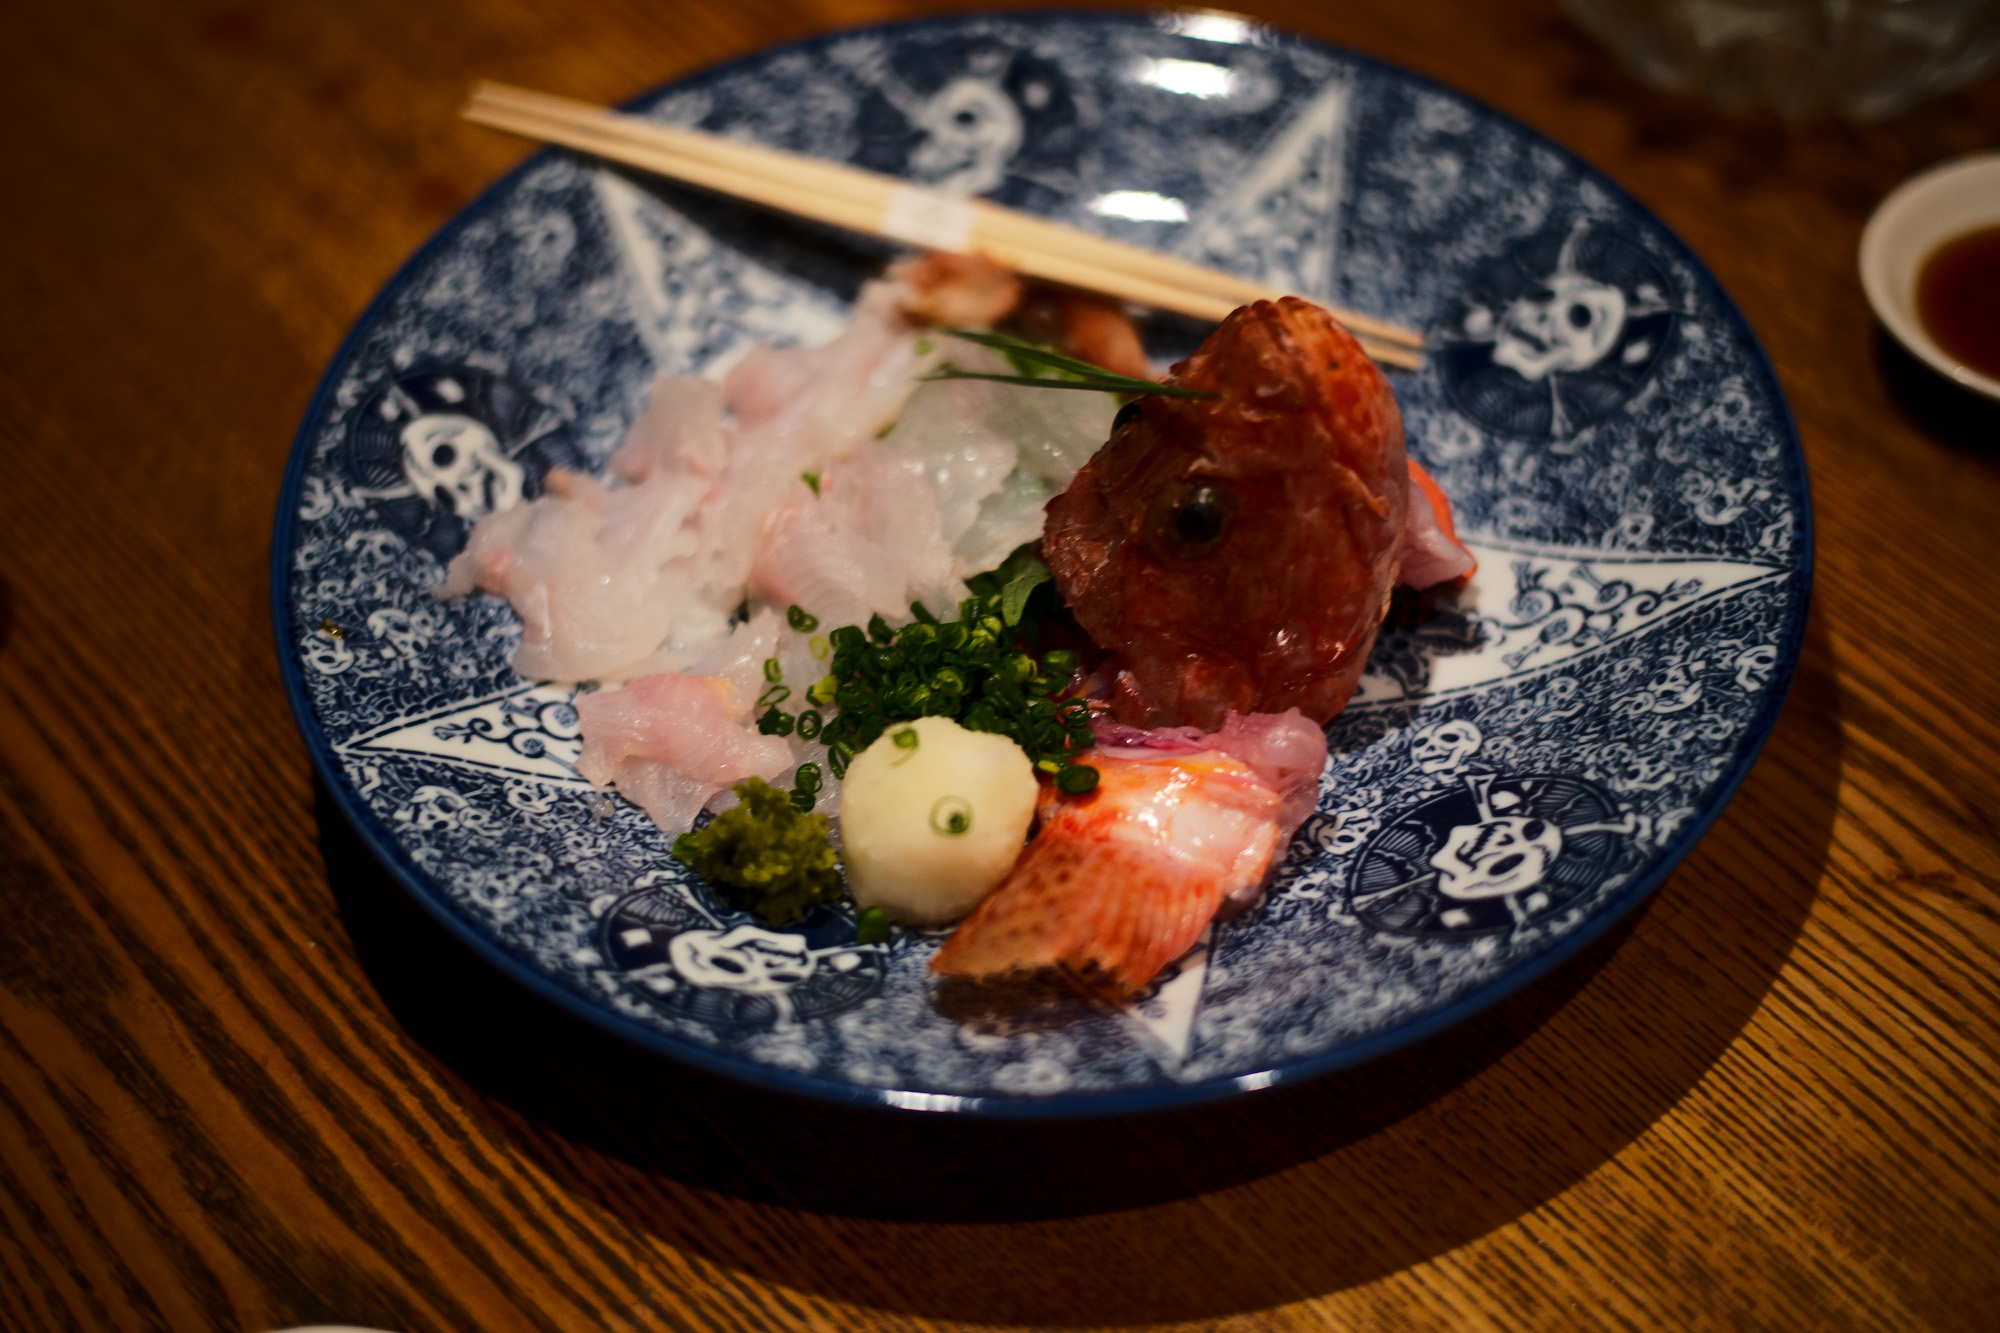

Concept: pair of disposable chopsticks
[[462, 81, 1426, 371]]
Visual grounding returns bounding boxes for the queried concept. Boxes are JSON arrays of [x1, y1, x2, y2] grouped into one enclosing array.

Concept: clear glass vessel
[[1560, 0, 2000, 120]]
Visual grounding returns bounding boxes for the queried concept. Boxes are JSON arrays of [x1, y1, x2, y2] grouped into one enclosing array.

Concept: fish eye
[[1174, 489, 1227, 545], [1149, 483, 1237, 559], [1112, 399, 1143, 432]]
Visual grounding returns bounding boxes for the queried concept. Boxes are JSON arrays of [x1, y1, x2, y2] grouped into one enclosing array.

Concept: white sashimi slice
[[888, 341, 1118, 488], [750, 440, 968, 630], [982, 376, 1119, 485], [774, 621, 828, 693], [444, 466, 728, 681], [954, 468, 1054, 578], [607, 374, 728, 483], [847, 443, 966, 618], [610, 763, 724, 837], [878, 346, 1115, 581], [686, 607, 784, 702], [750, 493, 876, 632], [722, 280, 934, 457], [443, 278, 938, 681], [878, 359, 1026, 543], [575, 672, 794, 836]]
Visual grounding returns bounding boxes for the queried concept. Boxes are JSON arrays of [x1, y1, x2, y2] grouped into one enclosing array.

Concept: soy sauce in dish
[[1917, 224, 2000, 381]]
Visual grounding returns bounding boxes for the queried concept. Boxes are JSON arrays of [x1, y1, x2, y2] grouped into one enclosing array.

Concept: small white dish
[[1859, 152, 2000, 402]]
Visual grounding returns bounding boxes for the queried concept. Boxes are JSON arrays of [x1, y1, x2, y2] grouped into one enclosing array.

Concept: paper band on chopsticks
[[879, 187, 978, 254]]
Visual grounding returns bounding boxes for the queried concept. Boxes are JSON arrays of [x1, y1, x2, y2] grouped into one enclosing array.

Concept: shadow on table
[[323, 612, 1842, 1324]]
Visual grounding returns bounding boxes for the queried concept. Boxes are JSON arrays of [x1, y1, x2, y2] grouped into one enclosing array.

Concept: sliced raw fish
[[751, 441, 966, 629], [575, 672, 793, 835], [877, 345, 1116, 575], [444, 279, 936, 681], [442, 464, 726, 681], [932, 715, 1324, 1000], [954, 469, 1055, 578]]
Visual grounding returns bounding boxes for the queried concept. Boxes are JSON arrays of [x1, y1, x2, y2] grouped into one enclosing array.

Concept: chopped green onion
[[763, 657, 782, 683], [757, 706, 794, 736], [930, 795, 973, 836], [1056, 764, 1100, 795], [809, 635, 829, 660], [801, 471, 821, 496], [757, 683, 791, 709], [787, 605, 819, 632], [793, 548, 1100, 782]]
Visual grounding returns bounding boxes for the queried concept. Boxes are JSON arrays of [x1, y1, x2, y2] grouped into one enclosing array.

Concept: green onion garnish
[[930, 328, 1218, 400], [781, 546, 1099, 791], [1056, 764, 1100, 795]]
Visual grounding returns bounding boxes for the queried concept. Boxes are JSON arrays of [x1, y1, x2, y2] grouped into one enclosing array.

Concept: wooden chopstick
[[463, 81, 1426, 369]]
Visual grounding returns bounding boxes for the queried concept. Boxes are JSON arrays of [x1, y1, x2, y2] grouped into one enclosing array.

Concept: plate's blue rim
[[271, 8, 1815, 1119]]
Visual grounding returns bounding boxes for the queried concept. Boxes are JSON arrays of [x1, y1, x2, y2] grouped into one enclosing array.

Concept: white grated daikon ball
[[840, 716, 1037, 927]]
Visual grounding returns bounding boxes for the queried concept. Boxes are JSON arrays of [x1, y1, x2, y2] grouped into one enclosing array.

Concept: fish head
[[1043, 298, 1408, 730]]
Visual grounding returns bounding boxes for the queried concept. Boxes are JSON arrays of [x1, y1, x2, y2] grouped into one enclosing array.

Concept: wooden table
[[4, 1, 1997, 1328]]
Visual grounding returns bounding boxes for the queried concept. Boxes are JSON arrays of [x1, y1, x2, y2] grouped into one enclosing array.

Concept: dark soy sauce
[[1917, 224, 2000, 381]]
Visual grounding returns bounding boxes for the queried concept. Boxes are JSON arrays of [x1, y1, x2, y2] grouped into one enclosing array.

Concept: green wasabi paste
[[671, 777, 842, 925]]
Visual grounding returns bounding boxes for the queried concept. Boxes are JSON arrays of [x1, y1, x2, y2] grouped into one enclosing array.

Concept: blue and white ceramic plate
[[275, 11, 1810, 1115]]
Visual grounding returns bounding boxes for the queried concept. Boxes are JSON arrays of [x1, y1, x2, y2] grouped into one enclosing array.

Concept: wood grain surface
[[3, 1, 1998, 1329]]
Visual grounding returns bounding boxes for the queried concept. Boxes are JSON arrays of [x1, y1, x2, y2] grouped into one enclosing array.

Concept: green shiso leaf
[[999, 558, 1051, 628]]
